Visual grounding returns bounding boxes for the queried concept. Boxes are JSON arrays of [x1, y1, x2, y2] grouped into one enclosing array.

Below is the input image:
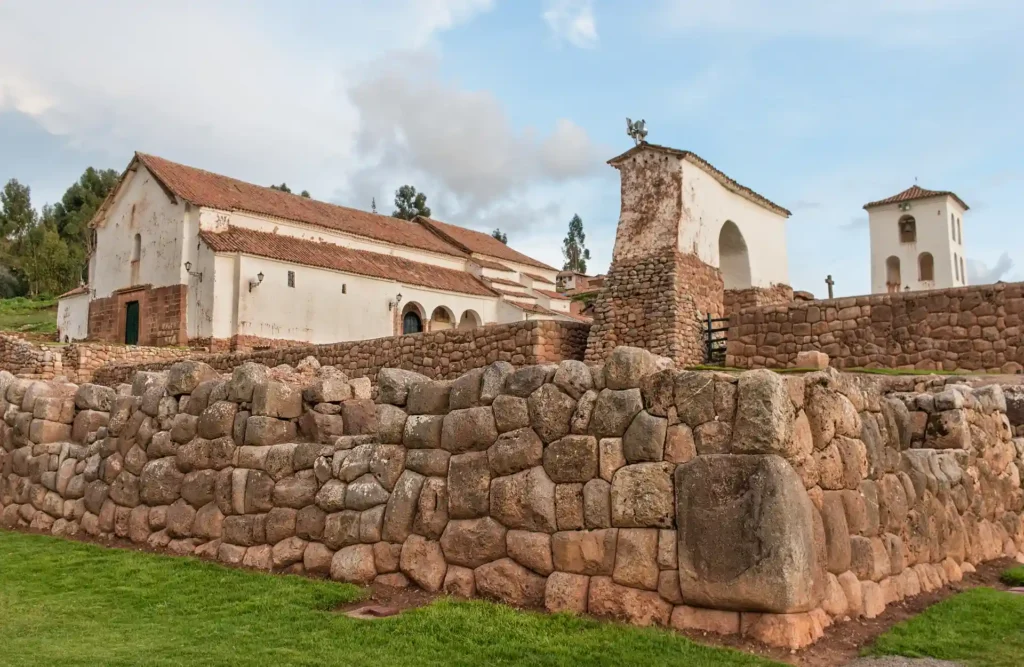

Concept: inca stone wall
[[0, 333, 192, 383], [726, 282, 1024, 373], [723, 284, 794, 316], [584, 250, 721, 367], [3, 349, 1022, 649], [91, 321, 591, 388]]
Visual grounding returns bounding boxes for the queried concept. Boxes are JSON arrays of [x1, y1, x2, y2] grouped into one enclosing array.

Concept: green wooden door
[[124, 301, 140, 345]]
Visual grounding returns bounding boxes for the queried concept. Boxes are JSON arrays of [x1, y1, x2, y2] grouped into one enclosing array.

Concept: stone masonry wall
[[726, 282, 1024, 373], [723, 284, 794, 317], [0, 333, 192, 384], [88, 284, 188, 348], [93, 321, 591, 388], [585, 250, 720, 368], [3, 350, 1021, 649]]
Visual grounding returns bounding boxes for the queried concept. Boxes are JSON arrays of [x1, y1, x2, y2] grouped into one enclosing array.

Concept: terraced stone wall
[[1, 351, 1022, 650]]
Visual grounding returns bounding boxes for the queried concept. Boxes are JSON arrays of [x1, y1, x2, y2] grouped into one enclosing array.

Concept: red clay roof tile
[[416, 217, 557, 271], [863, 185, 969, 211], [199, 226, 497, 298]]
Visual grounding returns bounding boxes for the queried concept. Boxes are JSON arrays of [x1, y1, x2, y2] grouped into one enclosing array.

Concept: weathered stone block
[[610, 463, 674, 528]]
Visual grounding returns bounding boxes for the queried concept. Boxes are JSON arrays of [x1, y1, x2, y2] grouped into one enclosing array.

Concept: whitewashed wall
[[677, 160, 790, 289], [90, 165, 187, 298], [869, 196, 967, 293], [56, 293, 90, 342]]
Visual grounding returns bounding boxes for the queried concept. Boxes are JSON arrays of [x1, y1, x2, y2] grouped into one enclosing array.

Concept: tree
[[300, 190, 311, 198], [491, 229, 508, 244], [391, 185, 430, 220], [17, 219, 78, 296], [48, 167, 119, 246], [270, 183, 292, 193], [561, 214, 590, 274], [0, 179, 37, 242]]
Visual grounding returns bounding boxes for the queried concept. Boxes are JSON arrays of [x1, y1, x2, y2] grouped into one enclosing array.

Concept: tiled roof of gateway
[[418, 217, 558, 271], [199, 226, 498, 298], [607, 143, 791, 217], [134, 153, 465, 259], [863, 185, 969, 211]]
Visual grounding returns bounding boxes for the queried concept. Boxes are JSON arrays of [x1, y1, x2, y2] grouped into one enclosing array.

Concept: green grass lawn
[[0, 531, 777, 667], [866, 584, 1024, 667], [0, 296, 58, 335], [1001, 566, 1024, 587]]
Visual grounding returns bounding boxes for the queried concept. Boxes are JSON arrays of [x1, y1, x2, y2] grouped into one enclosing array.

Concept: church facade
[[57, 153, 577, 350]]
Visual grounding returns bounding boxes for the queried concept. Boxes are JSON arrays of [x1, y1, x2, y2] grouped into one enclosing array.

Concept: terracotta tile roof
[[522, 272, 554, 284], [134, 153, 468, 259], [472, 257, 514, 272], [417, 217, 557, 271], [863, 185, 969, 211], [535, 289, 570, 301], [513, 301, 590, 322], [493, 288, 535, 299], [199, 226, 498, 298], [488, 277, 526, 288], [607, 143, 791, 217], [58, 286, 89, 298]]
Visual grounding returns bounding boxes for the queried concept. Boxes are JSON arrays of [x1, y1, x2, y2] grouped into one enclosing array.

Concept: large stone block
[[675, 454, 824, 613], [488, 427, 543, 476], [407, 380, 451, 415], [166, 361, 219, 397], [590, 389, 643, 438], [603, 347, 658, 391], [381, 470, 425, 543], [587, 576, 671, 627], [474, 558, 546, 608], [528, 384, 576, 444], [622, 410, 667, 463], [610, 463, 674, 528], [447, 452, 491, 519], [441, 517, 507, 568], [377, 368, 428, 407], [543, 435, 598, 483], [551, 529, 617, 575], [400, 534, 447, 592], [403, 415, 444, 449], [441, 407, 498, 453], [731, 369, 795, 457], [490, 466, 556, 532]]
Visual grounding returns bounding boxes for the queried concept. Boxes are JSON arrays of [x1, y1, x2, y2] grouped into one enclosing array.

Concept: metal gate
[[701, 312, 729, 365]]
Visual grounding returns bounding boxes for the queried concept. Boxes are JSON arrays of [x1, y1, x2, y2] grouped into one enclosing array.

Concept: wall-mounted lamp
[[388, 292, 404, 311], [184, 261, 204, 282], [249, 271, 265, 293]]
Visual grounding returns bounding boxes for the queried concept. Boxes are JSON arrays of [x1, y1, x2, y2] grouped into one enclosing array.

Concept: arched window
[[458, 310, 481, 330], [956, 218, 962, 244], [950, 213, 956, 241], [898, 215, 916, 243], [132, 233, 141, 261], [430, 306, 454, 331], [954, 253, 960, 282], [885, 256, 901, 293], [918, 252, 934, 281], [718, 220, 751, 289]]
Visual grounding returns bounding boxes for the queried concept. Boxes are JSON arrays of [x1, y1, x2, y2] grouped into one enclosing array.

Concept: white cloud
[[0, 1, 495, 198], [968, 253, 1015, 285], [344, 50, 604, 228], [543, 0, 598, 49]]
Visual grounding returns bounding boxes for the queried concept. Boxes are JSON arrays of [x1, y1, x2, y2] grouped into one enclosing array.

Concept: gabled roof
[[472, 257, 514, 272], [522, 271, 554, 284], [199, 226, 498, 298], [134, 153, 467, 258], [417, 217, 557, 271], [607, 143, 791, 217], [534, 289, 570, 301], [863, 185, 969, 211]]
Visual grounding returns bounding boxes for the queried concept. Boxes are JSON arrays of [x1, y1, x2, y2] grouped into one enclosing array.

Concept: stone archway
[[401, 302, 425, 334], [458, 309, 481, 330], [719, 221, 751, 290], [429, 306, 455, 331]]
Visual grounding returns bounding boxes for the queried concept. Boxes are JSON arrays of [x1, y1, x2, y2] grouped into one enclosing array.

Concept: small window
[[342, 284, 347, 294], [950, 213, 956, 241], [954, 253, 960, 282], [918, 252, 934, 281], [898, 215, 916, 243], [287, 271, 295, 288], [957, 218, 962, 244], [132, 233, 141, 262], [960, 256, 966, 284]]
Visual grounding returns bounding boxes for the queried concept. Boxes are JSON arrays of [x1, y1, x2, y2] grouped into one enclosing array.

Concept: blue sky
[[1, 0, 1020, 296]]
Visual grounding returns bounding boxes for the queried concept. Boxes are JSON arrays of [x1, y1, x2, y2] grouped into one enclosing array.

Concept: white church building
[[865, 185, 969, 294], [57, 152, 578, 350]]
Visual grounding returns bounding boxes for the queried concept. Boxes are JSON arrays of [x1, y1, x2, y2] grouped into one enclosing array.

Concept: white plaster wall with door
[[676, 160, 790, 289], [868, 196, 967, 294], [90, 164, 187, 298], [221, 254, 501, 344]]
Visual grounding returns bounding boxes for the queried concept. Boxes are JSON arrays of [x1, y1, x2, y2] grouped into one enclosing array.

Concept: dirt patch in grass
[[668, 558, 1017, 666]]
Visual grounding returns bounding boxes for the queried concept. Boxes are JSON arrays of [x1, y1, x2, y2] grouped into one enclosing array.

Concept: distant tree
[[48, 167, 119, 246], [391, 185, 431, 220], [561, 213, 590, 274], [491, 229, 508, 244], [0, 179, 37, 242], [371, 197, 377, 214], [17, 219, 78, 296], [300, 190, 311, 198]]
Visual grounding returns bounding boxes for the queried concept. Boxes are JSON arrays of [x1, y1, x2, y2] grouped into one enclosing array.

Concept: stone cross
[[825, 274, 835, 299]]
